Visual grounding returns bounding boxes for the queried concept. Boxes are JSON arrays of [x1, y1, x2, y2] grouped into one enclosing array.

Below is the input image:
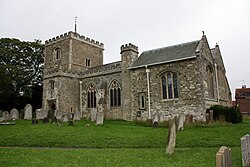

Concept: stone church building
[[42, 31, 231, 121]]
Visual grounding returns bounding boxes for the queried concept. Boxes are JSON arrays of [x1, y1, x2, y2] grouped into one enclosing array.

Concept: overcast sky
[[1, 0, 250, 99]]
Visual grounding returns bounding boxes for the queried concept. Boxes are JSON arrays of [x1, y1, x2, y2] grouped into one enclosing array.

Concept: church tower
[[42, 31, 104, 118]]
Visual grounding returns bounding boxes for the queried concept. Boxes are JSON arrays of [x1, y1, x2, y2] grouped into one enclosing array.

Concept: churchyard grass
[[0, 119, 249, 166]]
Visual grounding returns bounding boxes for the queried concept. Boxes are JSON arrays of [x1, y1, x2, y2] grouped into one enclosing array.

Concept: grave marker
[[166, 116, 177, 155]]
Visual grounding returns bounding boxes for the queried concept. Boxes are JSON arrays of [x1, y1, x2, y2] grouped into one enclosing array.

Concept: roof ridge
[[142, 39, 200, 53]]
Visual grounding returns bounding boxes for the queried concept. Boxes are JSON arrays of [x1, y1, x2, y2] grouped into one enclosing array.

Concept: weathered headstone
[[73, 111, 81, 121], [10, 108, 19, 120], [96, 112, 104, 125], [177, 113, 185, 131], [241, 134, 250, 167], [206, 113, 210, 123], [24, 104, 32, 120], [3, 111, 10, 120], [36, 109, 44, 120], [91, 108, 97, 122], [216, 146, 232, 167], [209, 110, 214, 122], [152, 111, 159, 128], [185, 114, 193, 125], [0, 110, 3, 117], [166, 116, 177, 154]]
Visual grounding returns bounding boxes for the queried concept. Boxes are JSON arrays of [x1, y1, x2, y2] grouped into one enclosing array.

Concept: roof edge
[[128, 55, 197, 70]]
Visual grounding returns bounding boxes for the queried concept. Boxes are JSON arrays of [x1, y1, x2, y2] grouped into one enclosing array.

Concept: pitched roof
[[130, 40, 200, 69]]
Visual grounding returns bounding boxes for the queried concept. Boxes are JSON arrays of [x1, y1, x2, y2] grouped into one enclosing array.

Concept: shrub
[[209, 105, 242, 124]]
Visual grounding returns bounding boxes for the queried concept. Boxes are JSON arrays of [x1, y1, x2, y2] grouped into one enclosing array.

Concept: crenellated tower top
[[120, 43, 138, 54], [45, 31, 104, 49]]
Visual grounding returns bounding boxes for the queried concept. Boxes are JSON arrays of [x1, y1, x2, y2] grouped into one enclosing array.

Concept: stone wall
[[130, 58, 206, 121]]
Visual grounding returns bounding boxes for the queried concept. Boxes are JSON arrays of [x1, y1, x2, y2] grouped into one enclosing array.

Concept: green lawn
[[0, 119, 249, 166]]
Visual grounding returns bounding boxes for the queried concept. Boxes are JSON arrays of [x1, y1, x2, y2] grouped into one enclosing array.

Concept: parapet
[[120, 43, 138, 54], [45, 31, 104, 48]]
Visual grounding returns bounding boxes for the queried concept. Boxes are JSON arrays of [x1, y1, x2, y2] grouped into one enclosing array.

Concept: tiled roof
[[130, 40, 200, 69]]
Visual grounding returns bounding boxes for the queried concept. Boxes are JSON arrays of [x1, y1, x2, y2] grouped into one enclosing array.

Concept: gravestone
[[166, 116, 177, 154], [209, 110, 214, 122], [3, 111, 10, 120], [241, 134, 250, 167], [91, 108, 97, 122], [185, 114, 193, 125], [152, 111, 159, 128], [96, 112, 104, 125], [24, 104, 32, 120], [36, 109, 44, 120], [216, 146, 232, 167], [177, 113, 185, 131], [73, 111, 81, 121], [0, 110, 3, 117], [10, 108, 19, 120], [206, 113, 210, 123]]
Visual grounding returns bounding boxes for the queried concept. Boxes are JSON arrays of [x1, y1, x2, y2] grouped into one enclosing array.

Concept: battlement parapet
[[45, 31, 104, 48], [120, 43, 138, 54]]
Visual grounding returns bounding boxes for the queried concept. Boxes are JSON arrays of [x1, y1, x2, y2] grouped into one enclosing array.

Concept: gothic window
[[139, 92, 146, 110], [161, 72, 179, 99], [86, 58, 91, 67], [207, 66, 214, 98], [110, 80, 121, 107], [87, 84, 96, 108], [54, 48, 61, 60]]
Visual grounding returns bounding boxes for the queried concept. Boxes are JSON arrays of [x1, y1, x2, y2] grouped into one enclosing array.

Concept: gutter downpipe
[[79, 80, 83, 117], [145, 66, 151, 120]]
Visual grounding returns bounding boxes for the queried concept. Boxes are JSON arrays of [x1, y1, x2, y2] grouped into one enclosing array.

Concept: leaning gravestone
[[96, 112, 104, 125], [241, 134, 250, 167], [91, 108, 97, 122], [24, 104, 32, 120], [10, 108, 19, 120], [3, 111, 10, 120], [177, 113, 185, 131], [166, 116, 177, 155], [216, 146, 232, 167], [36, 109, 44, 120]]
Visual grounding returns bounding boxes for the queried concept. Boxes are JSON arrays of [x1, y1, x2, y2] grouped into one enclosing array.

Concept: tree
[[0, 38, 44, 110]]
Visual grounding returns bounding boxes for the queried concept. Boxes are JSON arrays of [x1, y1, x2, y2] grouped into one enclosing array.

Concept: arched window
[[87, 84, 96, 108], [162, 72, 179, 99], [110, 80, 121, 107], [207, 66, 214, 98], [49, 80, 55, 98], [86, 58, 91, 67], [54, 48, 61, 60]]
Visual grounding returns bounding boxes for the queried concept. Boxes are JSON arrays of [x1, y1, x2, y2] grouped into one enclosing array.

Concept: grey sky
[[1, 0, 250, 99]]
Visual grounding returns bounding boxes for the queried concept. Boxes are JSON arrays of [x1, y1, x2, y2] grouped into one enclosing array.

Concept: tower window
[[110, 80, 121, 107], [161, 72, 179, 99], [54, 48, 61, 60], [86, 58, 91, 67]]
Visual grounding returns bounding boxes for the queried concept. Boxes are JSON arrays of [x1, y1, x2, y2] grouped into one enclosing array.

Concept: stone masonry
[[42, 31, 231, 121]]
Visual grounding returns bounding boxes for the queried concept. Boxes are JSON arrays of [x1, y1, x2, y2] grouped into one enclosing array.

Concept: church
[[42, 31, 231, 122]]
